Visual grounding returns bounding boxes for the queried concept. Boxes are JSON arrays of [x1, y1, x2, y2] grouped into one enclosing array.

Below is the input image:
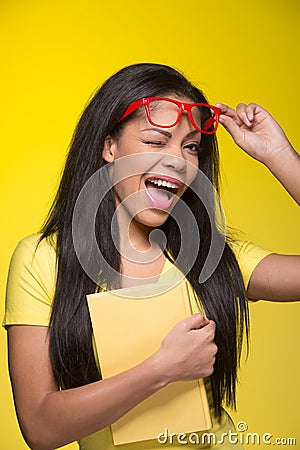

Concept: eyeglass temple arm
[[117, 99, 144, 122]]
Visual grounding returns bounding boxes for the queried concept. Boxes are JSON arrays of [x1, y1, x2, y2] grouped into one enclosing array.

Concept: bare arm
[[265, 145, 300, 206], [8, 315, 216, 450], [217, 101, 300, 206], [218, 102, 300, 301], [247, 254, 300, 301]]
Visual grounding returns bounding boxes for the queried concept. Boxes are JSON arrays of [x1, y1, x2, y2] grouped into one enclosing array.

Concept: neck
[[116, 208, 163, 265]]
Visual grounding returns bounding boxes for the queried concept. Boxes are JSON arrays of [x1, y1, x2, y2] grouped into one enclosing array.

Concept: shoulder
[[3, 233, 58, 327], [228, 239, 273, 288], [10, 233, 57, 288], [13, 233, 57, 258]]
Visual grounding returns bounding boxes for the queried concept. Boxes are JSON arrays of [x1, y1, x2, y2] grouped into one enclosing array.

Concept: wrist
[[262, 142, 296, 169], [144, 351, 172, 390]]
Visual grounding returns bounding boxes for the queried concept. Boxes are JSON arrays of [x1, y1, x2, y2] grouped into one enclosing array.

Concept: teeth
[[148, 178, 178, 189]]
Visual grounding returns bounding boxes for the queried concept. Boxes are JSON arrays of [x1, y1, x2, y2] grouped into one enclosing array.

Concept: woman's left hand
[[216, 102, 293, 165], [217, 102, 300, 302]]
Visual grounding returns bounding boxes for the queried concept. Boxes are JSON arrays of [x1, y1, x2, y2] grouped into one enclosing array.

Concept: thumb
[[183, 313, 209, 331]]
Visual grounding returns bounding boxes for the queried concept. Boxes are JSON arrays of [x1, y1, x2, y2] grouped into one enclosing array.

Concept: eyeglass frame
[[117, 97, 221, 135]]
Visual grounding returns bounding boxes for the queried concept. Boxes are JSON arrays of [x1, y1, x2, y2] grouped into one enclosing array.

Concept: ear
[[102, 135, 117, 163]]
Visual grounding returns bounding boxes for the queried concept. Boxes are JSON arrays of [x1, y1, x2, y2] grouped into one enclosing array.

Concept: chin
[[134, 209, 170, 228]]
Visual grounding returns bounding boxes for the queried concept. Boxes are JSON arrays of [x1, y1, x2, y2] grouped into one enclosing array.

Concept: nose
[[160, 145, 186, 173]]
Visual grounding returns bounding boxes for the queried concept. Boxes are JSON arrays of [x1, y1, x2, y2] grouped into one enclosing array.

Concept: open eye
[[184, 142, 201, 153]]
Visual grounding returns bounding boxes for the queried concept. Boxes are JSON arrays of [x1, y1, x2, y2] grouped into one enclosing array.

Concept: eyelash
[[184, 143, 201, 153], [143, 141, 201, 153], [143, 141, 165, 147]]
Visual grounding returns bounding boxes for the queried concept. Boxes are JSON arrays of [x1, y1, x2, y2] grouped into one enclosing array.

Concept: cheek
[[185, 156, 199, 185], [113, 179, 131, 198], [113, 175, 141, 201]]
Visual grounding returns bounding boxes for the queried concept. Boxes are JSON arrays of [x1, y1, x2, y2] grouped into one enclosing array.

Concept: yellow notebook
[[87, 280, 212, 445]]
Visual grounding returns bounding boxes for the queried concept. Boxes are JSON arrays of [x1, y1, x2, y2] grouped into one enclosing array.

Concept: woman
[[3, 63, 300, 449]]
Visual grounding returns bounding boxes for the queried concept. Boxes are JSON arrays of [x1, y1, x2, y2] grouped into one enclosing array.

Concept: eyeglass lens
[[148, 100, 217, 133]]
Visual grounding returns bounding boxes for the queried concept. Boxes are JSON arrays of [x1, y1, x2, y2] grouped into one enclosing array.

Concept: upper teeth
[[148, 179, 178, 189]]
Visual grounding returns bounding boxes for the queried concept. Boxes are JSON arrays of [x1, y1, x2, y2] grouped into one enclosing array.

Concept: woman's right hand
[[153, 313, 217, 383], [7, 315, 217, 448]]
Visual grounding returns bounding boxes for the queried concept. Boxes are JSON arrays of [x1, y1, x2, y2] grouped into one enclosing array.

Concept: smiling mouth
[[144, 177, 181, 209]]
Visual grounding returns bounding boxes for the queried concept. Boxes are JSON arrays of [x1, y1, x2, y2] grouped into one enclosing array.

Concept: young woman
[[4, 63, 300, 450]]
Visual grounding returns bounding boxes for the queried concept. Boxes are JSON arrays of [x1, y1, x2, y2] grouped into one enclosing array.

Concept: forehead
[[148, 95, 195, 109], [147, 96, 202, 126]]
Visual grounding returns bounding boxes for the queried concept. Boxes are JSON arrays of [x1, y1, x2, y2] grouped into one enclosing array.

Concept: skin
[[7, 98, 300, 449], [102, 98, 201, 286], [216, 102, 300, 301]]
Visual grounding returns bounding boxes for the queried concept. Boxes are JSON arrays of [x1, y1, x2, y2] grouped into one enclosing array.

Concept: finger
[[245, 103, 255, 122], [215, 102, 238, 119], [216, 102, 243, 126], [194, 319, 216, 342], [207, 319, 216, 332], [236, 103, 252, 127], [245, 102, 263, 122], [236, 102, 263, 126], [212, 343, 218, 356], [182, 313, 209, 332], [218, 114, 243, 144], [202, 320, 216, 337]]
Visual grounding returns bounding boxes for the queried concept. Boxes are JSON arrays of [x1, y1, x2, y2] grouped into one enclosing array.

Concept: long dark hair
[[41, 63, 249, 418]]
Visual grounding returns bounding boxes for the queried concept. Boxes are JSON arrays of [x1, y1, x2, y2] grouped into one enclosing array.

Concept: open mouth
[[144, 177, 181, 209]]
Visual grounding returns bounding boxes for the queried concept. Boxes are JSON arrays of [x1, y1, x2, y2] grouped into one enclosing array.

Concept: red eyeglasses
[[117, 97, 221, 134]]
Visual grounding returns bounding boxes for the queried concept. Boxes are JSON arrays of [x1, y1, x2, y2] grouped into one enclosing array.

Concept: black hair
[[41, 63, 248, 418]]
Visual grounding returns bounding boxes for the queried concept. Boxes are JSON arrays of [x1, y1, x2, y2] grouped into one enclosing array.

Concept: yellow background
[[0, 1, 299, 449]]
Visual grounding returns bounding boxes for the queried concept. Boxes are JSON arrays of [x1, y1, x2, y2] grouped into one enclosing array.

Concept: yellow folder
[[87, 280, 212, 445]]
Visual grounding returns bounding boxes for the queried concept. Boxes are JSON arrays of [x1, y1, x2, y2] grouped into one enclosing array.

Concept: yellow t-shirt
[[3, 234, 272, 449]]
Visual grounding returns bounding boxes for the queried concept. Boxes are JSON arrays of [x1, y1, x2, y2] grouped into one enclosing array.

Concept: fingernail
[[244, 116, 251, 126]]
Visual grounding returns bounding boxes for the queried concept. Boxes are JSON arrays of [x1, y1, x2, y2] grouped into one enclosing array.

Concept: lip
[[144, 174, 184, 187]]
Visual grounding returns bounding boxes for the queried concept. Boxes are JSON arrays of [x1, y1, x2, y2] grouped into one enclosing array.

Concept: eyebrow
[[141, 128, 200, 139]]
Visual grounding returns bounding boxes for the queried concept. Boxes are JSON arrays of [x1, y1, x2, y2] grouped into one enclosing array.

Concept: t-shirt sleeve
[[229, 239, 273, 289], [3, 234, 57, 328]]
